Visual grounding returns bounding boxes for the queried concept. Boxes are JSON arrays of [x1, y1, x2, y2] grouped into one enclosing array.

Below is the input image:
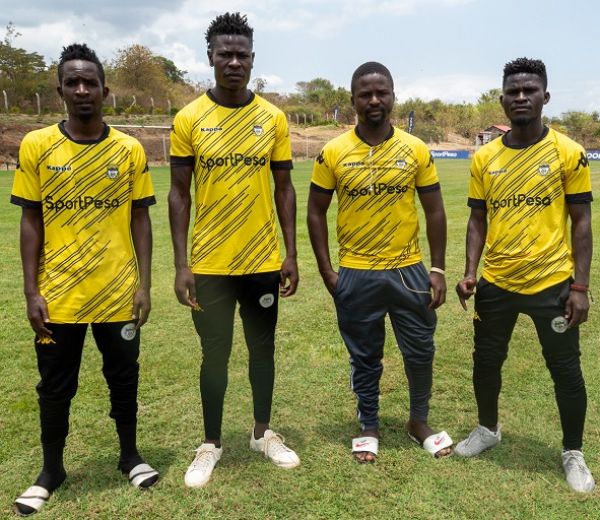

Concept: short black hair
[[503, 57, 547, 90], [351, 62, 394, 94], [58, 43, 105, 86], [205, 12, 253, 52]]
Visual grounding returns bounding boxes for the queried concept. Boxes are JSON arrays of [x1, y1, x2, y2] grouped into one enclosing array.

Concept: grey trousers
[[334, 262, 437, 430]]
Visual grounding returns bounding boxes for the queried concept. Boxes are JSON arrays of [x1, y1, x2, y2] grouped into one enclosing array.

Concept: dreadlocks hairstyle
[[503, 57, 547, 90], [351, 62, 394, 94], [205, 12, 254, 52], [58, 43, 105, 86]]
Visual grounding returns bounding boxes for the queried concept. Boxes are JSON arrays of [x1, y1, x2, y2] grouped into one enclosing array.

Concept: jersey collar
[[59, 121, 110, 144]]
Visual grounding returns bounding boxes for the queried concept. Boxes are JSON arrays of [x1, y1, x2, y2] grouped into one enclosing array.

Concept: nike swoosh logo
[[355, 441, 370, 448], [434, 436, 445, 445]]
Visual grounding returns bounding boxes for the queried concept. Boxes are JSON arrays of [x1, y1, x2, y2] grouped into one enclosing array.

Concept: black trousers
[[35, 321, 140, 445], [472, 278, 587, 450], [192, 272, 280, 440]]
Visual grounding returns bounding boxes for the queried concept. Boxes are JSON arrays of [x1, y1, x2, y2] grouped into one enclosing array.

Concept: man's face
[[58, 60, 108, 121], [500, 73, 549, 127], [208, 34, 254, 92], [351, 73, 395, 127]]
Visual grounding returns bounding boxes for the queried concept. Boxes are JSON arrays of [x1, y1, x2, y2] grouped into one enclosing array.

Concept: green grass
[[0, 160, 599, 519]]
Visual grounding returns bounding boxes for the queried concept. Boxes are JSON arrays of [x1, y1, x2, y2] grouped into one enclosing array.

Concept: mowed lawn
[[0, 160, 599, 519]]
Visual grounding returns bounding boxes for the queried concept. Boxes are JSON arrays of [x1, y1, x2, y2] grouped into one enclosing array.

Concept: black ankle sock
[[34, 468, 66, 493], [116, 422, 141, 472], [34, 439, 66, 492]]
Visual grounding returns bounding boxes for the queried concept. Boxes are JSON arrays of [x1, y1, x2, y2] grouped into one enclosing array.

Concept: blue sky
[[6, 0, 600, 117]]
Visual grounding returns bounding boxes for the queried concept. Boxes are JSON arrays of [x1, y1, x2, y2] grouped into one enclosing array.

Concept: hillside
[[0, 115, 473, 167]]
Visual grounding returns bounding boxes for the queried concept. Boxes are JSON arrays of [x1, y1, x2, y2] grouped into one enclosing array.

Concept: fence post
[[3, 90, 8, 112], [111, 93, 116, 109], [150, 97, 154, 114], [35, 93, 41, 116], [167, 98, 172, 115], [162, 135, 168, 162]]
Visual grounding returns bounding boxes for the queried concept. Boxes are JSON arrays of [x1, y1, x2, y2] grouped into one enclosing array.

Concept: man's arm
[[20, 207, 51, 336], [131, 206, 152, 329], [272, 168, 298, 297], [168, 164, 196, 307], [307, 187, 337, 296], [565, 203, 592, 327], [456, 207, 487, 310], [418, 189, 447, 309]]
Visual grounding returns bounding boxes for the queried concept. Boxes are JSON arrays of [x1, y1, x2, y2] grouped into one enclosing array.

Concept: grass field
[[0, 160, 599, 519]]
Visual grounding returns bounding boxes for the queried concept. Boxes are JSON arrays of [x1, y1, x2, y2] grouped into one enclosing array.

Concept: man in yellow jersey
[[307, 62, 452, 463], [10, 44, 158, 515], [168, 12, 299, 488], [455, 58, 594, 493]]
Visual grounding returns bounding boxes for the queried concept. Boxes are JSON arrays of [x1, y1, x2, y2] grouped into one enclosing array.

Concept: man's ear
[[544, 91, 551, 104], [207, 50, 214, 67], [103, 86, 109, 100], [57, 85, 63, 99]]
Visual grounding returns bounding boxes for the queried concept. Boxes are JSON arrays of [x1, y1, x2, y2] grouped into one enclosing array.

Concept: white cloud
[[395, 73, 495, 104]]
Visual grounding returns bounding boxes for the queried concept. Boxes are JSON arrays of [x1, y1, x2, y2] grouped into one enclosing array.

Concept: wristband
[[430, 267, 446, 276], [570, 284, 589, 293]]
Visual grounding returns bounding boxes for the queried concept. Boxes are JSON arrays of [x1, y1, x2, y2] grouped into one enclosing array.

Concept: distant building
[[476, 125, 510, 146]]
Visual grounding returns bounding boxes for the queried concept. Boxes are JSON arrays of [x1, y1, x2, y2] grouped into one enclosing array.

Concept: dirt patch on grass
[[0, 115, 473, 168]]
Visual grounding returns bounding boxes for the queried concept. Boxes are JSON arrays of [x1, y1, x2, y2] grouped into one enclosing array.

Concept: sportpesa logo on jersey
[[199, 153, 268, 170], [344, 182, 409, 198], [44, 195, 120, 211], [489, 193, 551, 212]]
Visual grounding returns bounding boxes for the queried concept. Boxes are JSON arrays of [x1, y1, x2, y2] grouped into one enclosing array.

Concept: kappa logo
[[538, 163, 550, 176], [106, 165, 119, 179], [473, 311, 481, 321], [47, 165, 71, 173], [252, 125, 263, 136], [200, 127, 223, 132], [575, 152, 589, 171], [490, 168, 508, 176], [396, 159, 407, 168], [259, 293, 275, 308], [36, 335, 56, 345], [551, 316, 568, 334], [316, 152, 325, 165], [121, 323, 137, 341]]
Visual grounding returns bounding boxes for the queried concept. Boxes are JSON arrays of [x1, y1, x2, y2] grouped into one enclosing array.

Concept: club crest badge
[[252, 125, 263, 136], [259, 293, 275, 308], [538, 163, 550, 176], [107, 165, 119, 179], [121, 323, 137, 341], [550, 316, 568, 334], [396, 159, 407, 168]]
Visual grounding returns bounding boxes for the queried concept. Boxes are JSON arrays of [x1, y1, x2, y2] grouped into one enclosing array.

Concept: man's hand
[[174, 266, 197, 308], [456, 276, 477, 311], [321, 270, 339, 297], [429, 272, 446, 309], [280, 256, 299, 297], [132, 287, 151, 329], [565, 290, 589, 328], [26, 293, 52, 337]]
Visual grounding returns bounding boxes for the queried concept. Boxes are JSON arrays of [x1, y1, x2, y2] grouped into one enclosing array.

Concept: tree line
[[2, 23, 600, 147]]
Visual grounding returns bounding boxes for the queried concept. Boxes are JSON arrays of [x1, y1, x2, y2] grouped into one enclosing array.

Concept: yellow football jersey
[[468, 127, 592, 294], [170, 92, 292, 275], [311, 127, 439, 269], [11, 122, 156, 323]]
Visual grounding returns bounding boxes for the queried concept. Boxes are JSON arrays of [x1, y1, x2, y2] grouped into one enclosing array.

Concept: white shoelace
[[264, 433, 291, 456], [190, 448, 218, 471]]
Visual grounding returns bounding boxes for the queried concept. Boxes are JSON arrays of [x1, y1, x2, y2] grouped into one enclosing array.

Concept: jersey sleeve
[[131, 141, 156, 207], [310, 145, 336, 192], [10, 132, 42, 209], [414, 141, 439, 192], [467, 151, 486, 209], [170, 109, 195, 166], [270, 110, 293, 170], [564, 146, 593, 203]]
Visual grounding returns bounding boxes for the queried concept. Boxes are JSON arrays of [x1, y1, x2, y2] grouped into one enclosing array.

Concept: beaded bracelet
[[570, 284, 589, 293]]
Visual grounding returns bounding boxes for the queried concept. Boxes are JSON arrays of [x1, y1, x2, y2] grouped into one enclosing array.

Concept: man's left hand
[[429, 272, 446, 309], [565, 290, 589, 328], [280, 256, 299, 297], [133, 287, 151, 329]]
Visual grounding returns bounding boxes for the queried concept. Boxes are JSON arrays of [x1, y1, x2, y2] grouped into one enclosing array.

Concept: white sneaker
[[562, 450, 596, 493], [454, 424, 501, 457], [250, 429, 300, 469], [184, 443, 222, 488]]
